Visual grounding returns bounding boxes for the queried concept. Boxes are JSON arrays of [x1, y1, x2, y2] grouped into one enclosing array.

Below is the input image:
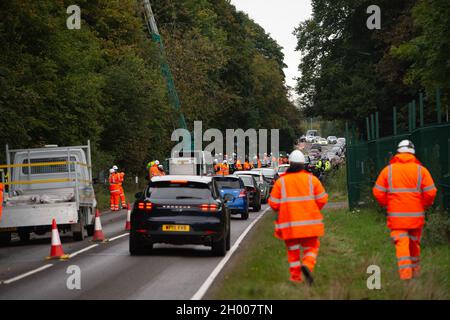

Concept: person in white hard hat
[[108, 168, 121, 211], [373, 139, 437, 280], [149, 160, 162, 179], [268, 150, 329, 285], [112, 165, 127, 209]]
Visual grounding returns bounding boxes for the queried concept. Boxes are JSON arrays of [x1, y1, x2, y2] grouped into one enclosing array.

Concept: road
[[0, 205, 268, 300]]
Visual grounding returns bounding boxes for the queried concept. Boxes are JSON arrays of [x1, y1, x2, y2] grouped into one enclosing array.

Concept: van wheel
[[86, 224, 95, 237], [0, 232, 12, 245], [18, 229, 30, 243], [73, 230, 85, 241]]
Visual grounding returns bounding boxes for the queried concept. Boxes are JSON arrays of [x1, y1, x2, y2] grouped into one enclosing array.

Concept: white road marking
[[1, 264, 54, 285], [191, 206, 270, 300], [108, 233, 129, 242], [68, 244, 99, 258]]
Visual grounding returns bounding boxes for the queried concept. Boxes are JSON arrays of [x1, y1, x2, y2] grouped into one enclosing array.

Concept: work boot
[[301, 265, 314, 286]]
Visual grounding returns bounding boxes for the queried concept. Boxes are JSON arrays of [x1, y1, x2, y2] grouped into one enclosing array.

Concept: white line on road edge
[[1, 264, 54, 285], [109, 233, 129, 242], [68, 244, 99, 259], [191, 207, 270, 300]]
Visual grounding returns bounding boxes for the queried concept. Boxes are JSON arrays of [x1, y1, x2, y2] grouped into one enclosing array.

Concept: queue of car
[[129, 163, 277, 257]]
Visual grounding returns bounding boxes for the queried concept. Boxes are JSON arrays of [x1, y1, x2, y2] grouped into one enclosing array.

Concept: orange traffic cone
[[92, 209, 107, 242], [125, 203, 131, 231], [46, 219, 69, 260]]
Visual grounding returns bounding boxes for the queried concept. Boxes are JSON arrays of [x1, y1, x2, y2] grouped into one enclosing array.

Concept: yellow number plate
[[162, 225, 190, 232]]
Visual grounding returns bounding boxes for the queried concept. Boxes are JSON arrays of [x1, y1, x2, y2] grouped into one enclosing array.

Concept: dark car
[[235, 174, 261, 212], [129, 175, 231, 257], [311, 144, 322, 152], [213, 175, 249, 220]]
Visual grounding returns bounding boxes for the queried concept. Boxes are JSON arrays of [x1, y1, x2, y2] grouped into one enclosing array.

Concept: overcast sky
[[230, 0, 312, 101]]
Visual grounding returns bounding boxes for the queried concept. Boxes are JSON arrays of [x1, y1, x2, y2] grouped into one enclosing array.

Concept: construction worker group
[[213, 153, 286, 176], [147, 160, 166, 179], [108, 165, 127, 211], [269, 140, 436, 284]]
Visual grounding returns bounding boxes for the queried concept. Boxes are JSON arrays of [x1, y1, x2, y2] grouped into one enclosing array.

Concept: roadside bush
[[423, 210, 450, 246]]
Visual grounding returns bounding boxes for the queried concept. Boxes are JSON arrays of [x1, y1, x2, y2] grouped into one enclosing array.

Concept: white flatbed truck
[[0, 142, 96, 243]]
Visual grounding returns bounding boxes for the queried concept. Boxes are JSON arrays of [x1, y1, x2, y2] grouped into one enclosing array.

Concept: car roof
[[213, 175, 241, 180], [151, 175, 212, 184], [235, 171, 261, 176]]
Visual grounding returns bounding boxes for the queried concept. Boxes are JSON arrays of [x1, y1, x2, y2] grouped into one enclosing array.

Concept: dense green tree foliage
[[295, 0, 449, 136], [0, 0, 301, 175]]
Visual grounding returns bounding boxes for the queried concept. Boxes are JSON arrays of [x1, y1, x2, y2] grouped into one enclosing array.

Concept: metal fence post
[[408, 102, 412, 132], [371, 114, 375, 141], [412, 100, 416, 130], [419, 93, 424, 127], [393, 107, 397, 135], [375, 112, 380, 139], [366, 117, 370, 141], [436, 87, 442, 124]]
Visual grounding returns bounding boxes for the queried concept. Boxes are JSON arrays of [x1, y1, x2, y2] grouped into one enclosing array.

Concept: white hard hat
[[397, 140, 415, 154], [112, 165, 118, 170], [155, 160, 160, 165], [223, 160, 227, 164], [158, 165, 163, 169], [289, 150, 306, 164], [109, 168, 115, 174]]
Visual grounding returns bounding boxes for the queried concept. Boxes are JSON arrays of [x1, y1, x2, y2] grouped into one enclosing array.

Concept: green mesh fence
[[346, 89, 450, 214]]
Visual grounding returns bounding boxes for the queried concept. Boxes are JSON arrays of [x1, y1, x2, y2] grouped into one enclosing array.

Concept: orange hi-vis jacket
[[243, 161, 251, 170], [0, 182, 3, 220], [117, 172, 125, 186], [216, 163, 229, 176], [235, 160, 242, 170], [373, 153, 437, 230], [269, 170, 328, 239], [149, 165, 161, 178], [109, 173, 121, 193]]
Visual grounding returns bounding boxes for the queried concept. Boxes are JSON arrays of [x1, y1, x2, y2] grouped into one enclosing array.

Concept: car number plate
[[162, 225, 190, 232]]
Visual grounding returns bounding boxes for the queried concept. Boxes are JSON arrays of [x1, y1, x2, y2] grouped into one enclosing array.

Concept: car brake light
[[200, 204, 218, 212], [138, 202, 152, 212], [238, 191, 246, 198], [170, 180, 188, 184]]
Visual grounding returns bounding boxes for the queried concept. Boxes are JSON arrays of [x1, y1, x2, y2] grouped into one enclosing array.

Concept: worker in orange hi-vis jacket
[[0, 181, 3, 221], [109, 169, 121, 212], [373, 140, 437, 280], [149, 160, 162, 179], [157, 164, 166, 176], [113, 165, 127, 209], [268, 150, 328, 285]]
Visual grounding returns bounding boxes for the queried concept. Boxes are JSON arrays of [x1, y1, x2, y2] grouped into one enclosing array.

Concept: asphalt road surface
[[0, 205, 268, 300]]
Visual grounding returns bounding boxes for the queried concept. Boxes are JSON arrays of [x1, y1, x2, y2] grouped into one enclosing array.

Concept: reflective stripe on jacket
[[268, 170, 328, 239], [109, 173, 121, 192], [372, 153, 437, 229], [0, 182, 3, 220]]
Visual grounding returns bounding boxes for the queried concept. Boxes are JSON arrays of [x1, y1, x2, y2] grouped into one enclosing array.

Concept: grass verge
[[208, 207, 449, 300]]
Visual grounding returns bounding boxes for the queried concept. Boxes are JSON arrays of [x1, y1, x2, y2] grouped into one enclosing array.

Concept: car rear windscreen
[[215, 178, 242, 189], [278, 166, 288, 173], [147, 181, 212, 200], [237, 175, 254, 186]]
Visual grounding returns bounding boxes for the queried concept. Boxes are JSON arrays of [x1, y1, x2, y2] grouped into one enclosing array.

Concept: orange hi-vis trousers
[[119, 186, 126, 207], [391, 229, 422, 280], [285, 237, 320, 282], [110, 189, 120, 211]]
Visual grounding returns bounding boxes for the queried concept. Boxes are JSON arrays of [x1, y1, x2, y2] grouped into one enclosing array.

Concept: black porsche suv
[[129, 175, 231, 256]]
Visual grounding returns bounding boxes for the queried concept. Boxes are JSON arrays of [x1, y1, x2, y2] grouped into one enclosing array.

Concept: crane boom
[[142, 0, 188, 131]]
